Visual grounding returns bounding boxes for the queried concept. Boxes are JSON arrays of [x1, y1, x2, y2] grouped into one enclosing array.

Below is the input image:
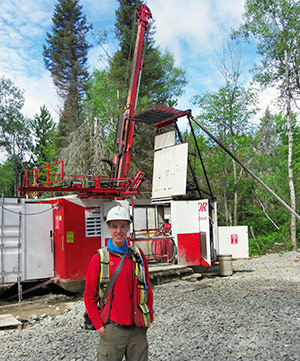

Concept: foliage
[[232, 0, 300, 99], [192, 78, 258, 225], [249, 227, 293, 256], [0, 161, 14, 196], [193, 83, 258, 142], [0, 77, 32, 196], [232, 0, 300, 249]]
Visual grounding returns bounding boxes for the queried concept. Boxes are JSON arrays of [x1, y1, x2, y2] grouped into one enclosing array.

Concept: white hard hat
[[105, 205, 131, 223]]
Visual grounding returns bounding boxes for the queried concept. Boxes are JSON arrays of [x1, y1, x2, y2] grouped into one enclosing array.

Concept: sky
[[0, 0, 279, 127]]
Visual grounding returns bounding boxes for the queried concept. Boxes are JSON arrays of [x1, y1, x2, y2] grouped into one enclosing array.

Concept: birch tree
[[233, 0, 300, 249]]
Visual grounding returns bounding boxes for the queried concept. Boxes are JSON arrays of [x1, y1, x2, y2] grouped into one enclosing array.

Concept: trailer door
[[171, 200, 211, 267], [22, 203, 54, 280]]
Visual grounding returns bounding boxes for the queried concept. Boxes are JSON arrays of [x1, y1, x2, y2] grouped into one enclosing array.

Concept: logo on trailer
[[198, 201, 208, 212], [198, 201, 208, 221]]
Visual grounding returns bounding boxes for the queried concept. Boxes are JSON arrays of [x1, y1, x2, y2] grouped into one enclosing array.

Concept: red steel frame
[[21, 160, 147, 198]]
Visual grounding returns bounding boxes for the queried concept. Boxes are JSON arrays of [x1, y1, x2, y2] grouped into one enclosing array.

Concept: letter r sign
[[198, 201, 208, 212]]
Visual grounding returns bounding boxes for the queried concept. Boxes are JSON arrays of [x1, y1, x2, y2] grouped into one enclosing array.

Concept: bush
[[249, 227, 293, 256]]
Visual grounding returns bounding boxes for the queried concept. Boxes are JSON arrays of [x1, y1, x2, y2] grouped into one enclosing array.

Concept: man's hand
[[97, 326, 105, 336]]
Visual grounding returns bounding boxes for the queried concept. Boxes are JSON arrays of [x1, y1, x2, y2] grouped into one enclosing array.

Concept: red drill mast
[[113, 4, 152, 181]]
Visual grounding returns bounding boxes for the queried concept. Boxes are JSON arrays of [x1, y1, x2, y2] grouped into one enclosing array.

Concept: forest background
[[0, 0, 299, 255]]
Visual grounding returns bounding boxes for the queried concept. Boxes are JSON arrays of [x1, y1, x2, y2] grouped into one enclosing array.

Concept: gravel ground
[[1, 251, 300, 361]]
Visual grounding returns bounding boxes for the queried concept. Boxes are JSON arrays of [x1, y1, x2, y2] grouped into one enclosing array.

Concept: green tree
[[0, 161, 14, 196], [30, 105, 57, 166], [0, 77, 32, 196], [250, 110, 300, 253], [233, 0, 300, 249], [43, 0, 92, 149]]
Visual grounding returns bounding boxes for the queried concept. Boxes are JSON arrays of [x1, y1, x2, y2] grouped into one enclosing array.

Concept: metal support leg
[[17, 211, 22, 302]]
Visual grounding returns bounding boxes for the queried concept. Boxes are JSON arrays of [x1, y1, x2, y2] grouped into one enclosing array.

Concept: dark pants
[[97, 323, 148, 361]]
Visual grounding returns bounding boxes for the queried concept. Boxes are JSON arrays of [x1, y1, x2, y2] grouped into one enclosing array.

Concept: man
[[84, 205, 154, 361]]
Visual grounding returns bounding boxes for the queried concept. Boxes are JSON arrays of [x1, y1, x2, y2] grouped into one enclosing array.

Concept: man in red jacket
[[84, 205, 154, 361]]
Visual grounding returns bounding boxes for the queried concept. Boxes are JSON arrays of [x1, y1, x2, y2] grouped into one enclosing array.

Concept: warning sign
[[231, 234, 238, 244], [66, 231, 74, 243]]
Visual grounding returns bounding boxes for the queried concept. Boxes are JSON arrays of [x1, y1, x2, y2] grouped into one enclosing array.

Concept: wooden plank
[[0, 314, 22, 330], [149, 264, 190, 273], [149, 264, 193, 282]]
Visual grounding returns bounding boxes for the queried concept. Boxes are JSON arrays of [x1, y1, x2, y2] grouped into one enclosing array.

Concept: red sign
[[231, 234, 238, 244]]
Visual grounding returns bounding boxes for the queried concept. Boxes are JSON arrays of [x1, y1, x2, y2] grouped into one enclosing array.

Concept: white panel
[[152, 143, 188, 199], [171, 200, 199, 237], [23, 203, 54, 280], [198, 200, 211, 263], [154, 131, 175, 150], [218, 226, 249, 259], [133, 208, 147, 230], [147, 207, 156, 229]]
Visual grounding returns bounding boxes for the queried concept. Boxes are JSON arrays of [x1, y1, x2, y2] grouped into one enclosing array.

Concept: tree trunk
[[285, 50, 297, 250], [233, 158, 238, 226], [223, 154, 232, 226]]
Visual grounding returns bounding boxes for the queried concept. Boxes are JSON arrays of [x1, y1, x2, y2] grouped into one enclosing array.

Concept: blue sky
[[0, 0, 278, 126]]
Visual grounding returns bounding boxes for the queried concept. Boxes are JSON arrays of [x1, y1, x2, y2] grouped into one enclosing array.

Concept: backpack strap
[[98, 248, 110, 284], [132, 246, 147, 286]]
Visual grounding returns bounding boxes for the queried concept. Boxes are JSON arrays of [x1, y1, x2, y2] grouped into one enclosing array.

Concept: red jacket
[[84, 247, 154, 330]]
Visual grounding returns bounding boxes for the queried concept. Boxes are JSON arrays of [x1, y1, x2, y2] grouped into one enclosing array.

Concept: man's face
[[108, 220, 129, 248]]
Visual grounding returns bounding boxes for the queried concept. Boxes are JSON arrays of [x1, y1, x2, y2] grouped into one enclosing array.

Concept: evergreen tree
[[257, 107, 278, 156], [30, 105, 57, 166], [43, 0, 92, 149]]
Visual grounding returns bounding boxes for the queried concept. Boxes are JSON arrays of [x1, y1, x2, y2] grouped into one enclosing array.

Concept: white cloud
[[256, 87, 281, 120], [18, 72, 61, 122], [148, 0, 245, 65]]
